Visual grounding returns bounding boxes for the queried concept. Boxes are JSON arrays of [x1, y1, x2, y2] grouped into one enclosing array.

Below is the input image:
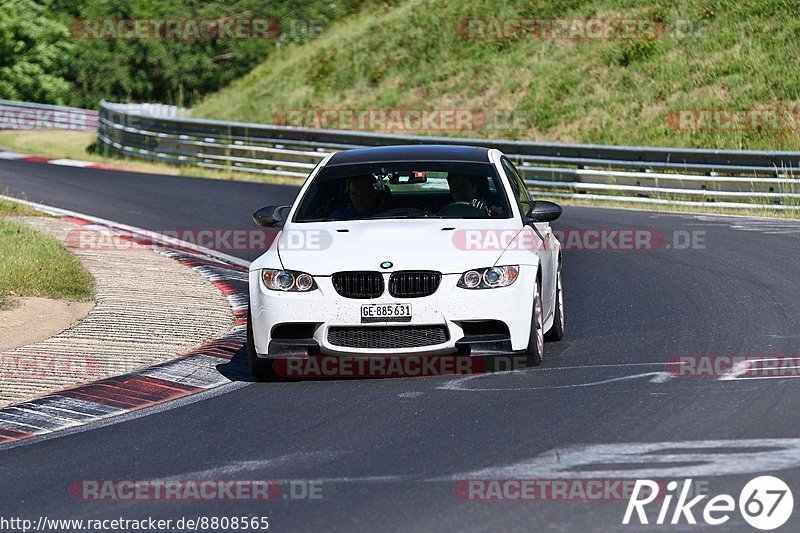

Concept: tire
[[544, 260, 564, 342], [523, 276, 544, 367], [247, 306, 275, 380]]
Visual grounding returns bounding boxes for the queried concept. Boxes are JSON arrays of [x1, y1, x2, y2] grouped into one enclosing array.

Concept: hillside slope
[[192, 0, 800, 150]]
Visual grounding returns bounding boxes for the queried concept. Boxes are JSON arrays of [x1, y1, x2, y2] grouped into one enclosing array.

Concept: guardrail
[[0, 99, 98, 131], [95, 100, 800, 210]]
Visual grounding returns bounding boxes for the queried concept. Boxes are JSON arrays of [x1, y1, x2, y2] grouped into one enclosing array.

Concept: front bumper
[[248, 267, 537, 358]]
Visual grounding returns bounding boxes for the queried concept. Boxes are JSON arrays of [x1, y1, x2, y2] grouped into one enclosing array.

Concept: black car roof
[[326, 145, 492, 166]]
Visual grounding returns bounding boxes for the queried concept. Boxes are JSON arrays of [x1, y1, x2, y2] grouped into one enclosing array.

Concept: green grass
[[0, 198, 42, 217], [193, 0, 800, 151], [0, 211, 95, 310]]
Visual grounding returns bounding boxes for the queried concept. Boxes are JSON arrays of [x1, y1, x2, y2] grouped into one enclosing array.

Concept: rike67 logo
[[624, 476, 793, 530]]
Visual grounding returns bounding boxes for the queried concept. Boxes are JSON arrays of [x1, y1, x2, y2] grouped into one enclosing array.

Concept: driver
[[447, 174, 489, 214], [330, 175, 384, 219]]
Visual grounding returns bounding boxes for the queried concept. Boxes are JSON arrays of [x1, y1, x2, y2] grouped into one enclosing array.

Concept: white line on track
[[46, 159, 97, 168], [153, 452, 349, 481], [0, 150, 28, 160]]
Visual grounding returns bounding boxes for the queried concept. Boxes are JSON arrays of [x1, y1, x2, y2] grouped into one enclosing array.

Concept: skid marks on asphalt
[[683, 214, 800, 235], [444, 438, 800, 480], [716, 356, 800, 381], [151, 451, 349, 481], [641, 211, 800, 237], [435, 358, 800, 393], [82, 438, 800, 488], [437, 362, 672, 392]]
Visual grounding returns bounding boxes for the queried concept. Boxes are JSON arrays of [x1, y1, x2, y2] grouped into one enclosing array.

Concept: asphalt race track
[[2, 159, 800, 531]]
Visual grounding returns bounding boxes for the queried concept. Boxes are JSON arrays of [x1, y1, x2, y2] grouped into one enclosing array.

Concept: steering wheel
[[436, 201, 488, 217]]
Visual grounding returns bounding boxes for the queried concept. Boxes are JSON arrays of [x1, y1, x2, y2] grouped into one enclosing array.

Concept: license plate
[[361, 303, 412, 323]]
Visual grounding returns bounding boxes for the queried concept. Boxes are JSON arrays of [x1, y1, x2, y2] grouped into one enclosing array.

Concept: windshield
[[293, 161, 512, 222]]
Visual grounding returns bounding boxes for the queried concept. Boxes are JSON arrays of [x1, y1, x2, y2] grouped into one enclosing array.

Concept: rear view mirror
[[522, 200, 562, 223], [253, 205, 291, 227], [388, 172, 427, 185]]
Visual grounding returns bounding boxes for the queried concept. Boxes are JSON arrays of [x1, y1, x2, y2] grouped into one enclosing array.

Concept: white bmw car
[[247, 145, 564, 378]]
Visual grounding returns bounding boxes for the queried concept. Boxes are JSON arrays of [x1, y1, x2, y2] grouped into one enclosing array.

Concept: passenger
[[330, 175, 385, 219]]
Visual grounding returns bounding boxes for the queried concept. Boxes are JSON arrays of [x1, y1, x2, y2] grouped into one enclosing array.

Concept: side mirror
[[253, 205, 291, 227], [522, 200, 562, 223]]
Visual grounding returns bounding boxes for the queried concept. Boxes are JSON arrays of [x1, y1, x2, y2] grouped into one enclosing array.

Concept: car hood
[[277, 219, 523, 275]]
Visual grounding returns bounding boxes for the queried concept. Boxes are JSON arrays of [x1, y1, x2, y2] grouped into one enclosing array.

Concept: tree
[[0, 0, 73, 104]]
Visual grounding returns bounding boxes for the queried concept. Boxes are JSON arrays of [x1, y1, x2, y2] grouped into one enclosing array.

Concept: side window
[[501, 157, 531, 216]]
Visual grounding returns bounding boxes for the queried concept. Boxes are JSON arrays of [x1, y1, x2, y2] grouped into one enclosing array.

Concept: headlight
[[262, 269, 317, 292], [457, 266, 519, 289]]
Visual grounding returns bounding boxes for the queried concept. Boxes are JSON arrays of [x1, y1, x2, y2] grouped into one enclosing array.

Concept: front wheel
[[545, 261, 564, 342], [247, 306, 275, 380], [523, 278, 544, 366]]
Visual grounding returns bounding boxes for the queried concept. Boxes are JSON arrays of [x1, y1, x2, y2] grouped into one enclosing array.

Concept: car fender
[[494, 227, 557, 326]]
